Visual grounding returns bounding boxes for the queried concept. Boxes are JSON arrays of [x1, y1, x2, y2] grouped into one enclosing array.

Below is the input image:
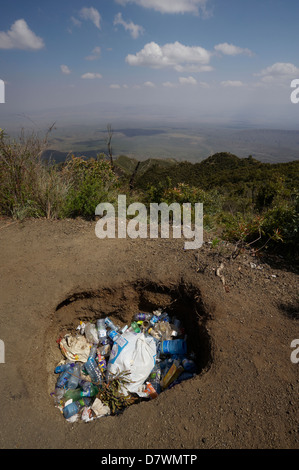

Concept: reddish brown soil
[[0, 217, 298, 449]]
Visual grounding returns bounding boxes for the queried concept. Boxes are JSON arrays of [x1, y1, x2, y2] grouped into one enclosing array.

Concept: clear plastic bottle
[[84, 357, 103, 386], [96, 319, 107, 341], [67, 363, 81, 390], [88, 344, 98, 360], [105, 317, 119, 331], [148, 363, 162, 394], [63, 397, 92, 420]]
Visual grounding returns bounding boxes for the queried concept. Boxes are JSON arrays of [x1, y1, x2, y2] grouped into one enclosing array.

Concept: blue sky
[[1, 0, 299, 128]]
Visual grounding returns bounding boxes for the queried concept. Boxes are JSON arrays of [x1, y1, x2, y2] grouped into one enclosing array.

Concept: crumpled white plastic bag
[[107, 330, 156, 397], [59, 334, 91, 363]]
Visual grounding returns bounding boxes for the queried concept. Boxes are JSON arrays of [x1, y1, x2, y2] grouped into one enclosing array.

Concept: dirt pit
[[45, 280, 213, 414]]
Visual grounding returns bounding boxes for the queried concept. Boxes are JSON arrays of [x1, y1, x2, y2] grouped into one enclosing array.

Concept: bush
[[0, 128, 70, 219], [62, 156, 119, 219]]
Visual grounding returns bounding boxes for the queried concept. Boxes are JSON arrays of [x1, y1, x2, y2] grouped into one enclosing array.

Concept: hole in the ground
[[46, 281, 212, 421]]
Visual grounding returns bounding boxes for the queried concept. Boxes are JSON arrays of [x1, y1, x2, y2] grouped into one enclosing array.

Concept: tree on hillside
[[106, 123, 114, 171]]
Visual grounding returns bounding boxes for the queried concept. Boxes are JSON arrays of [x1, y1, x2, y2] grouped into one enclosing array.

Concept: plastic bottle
[[120, 325, 128, 334], [105, 317, 119, 331], [98, 339, 111, 357], [56, 363, 75, 389], [158, 312, 170, 322], [63, 397, 92, 420], [96, 319, 107, 341], [135, 313, 152, 321], [64, 382, 99, 401], [182, 358, 197, 373], [54, 363, 75, 374], [63, 388, 82, 401], [150, 315, 159, 327], [148, 364, 162, 394], [160, 339, 187, 356], [130, 321, 141, 333], [84, 357, 103, 386], [88, 344, 98, 360], [67, 363, 81, 390], [107, 329, 120, 342]]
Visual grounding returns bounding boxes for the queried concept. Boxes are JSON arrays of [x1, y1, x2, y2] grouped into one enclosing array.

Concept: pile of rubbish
[[52, 309, 198, 423]]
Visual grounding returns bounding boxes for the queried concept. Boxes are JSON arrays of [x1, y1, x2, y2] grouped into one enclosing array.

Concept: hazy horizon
[[1, 0, 299, 162]]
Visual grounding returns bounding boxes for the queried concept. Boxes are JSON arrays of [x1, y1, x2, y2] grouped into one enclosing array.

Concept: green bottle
[[130, 321, 141, 333]]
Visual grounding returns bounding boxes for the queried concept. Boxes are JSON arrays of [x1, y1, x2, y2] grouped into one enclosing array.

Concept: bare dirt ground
[[0, 217, 298, 450]]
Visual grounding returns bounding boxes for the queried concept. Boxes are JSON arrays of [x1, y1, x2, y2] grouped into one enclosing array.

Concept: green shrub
[[62, 156, 119, 218]]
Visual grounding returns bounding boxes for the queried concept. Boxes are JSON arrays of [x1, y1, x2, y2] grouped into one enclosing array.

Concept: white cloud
[[60, 65, 71, 75], [126, 41, 211, 71], [81, 73, 102, 79], [110, 84, 121, 89], [163, 81, 178, 88], [144, 81, 155, 87], [214, 43, 253, 56], [114, 12, 144, 39], [179, 76, 197, 85], [79, 7, 101, 29], [85, 46, 101, 61], [256, 62, 299, 83], [0, 19, 44, 50], [115, 0, 209, 16], [221, 80, 244, 87], [70, 16, 82, 27]]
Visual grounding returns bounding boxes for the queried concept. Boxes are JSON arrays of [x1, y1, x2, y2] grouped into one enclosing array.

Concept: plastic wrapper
[[59, 334, 91, 363]]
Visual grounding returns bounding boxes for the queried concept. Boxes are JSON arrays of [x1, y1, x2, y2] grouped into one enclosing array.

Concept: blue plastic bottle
[[108, 329, 120, 342], [150, 315, 159, 327], [161, 339, 187, 356], [63, 397, 92, 419], [54, 363, 74, 374], [56, 363, 75, 388], [182, 358, 197, 373]]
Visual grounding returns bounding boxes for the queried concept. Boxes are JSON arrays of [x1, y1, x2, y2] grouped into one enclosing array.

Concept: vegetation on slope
[[0, 128, 298, 260]]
